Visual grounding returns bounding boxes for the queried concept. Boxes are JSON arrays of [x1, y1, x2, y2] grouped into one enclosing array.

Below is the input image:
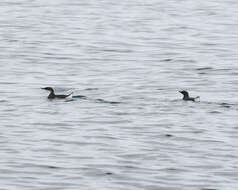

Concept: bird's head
[[179, 90, 189, 97]]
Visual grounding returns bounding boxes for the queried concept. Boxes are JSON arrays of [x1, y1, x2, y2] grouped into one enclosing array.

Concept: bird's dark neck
[[48, 90, 55, 99], [183, 94, 189, 100]]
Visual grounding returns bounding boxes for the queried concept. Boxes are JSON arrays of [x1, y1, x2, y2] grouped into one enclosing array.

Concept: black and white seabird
[[179, 90, 200, 102], [41, 87, 73, 99]]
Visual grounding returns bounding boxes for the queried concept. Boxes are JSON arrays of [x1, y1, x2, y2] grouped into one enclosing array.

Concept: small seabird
[[41, 87, 73, 99], [179, 90, 200, 102]]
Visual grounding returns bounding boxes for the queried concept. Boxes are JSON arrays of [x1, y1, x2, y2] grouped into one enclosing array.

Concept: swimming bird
[[179, 90, 200, 102], [41, 87, 73, 99]]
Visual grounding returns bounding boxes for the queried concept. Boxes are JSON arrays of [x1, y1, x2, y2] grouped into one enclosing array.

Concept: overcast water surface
[[0, 0, 238, 190]]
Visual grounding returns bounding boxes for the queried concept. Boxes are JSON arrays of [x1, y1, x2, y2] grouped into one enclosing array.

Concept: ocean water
[[0, 0, 238, 189]]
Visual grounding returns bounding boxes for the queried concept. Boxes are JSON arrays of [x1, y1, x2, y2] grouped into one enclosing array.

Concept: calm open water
[[0, 0, 238, 189]]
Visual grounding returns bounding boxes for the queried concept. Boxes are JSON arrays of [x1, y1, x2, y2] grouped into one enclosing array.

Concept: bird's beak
[[179, 91, 182, 93], [41, 88, 46, 90]]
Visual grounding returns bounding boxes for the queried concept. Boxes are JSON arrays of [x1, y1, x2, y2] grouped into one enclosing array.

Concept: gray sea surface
[[0, 0, 238, 190]]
